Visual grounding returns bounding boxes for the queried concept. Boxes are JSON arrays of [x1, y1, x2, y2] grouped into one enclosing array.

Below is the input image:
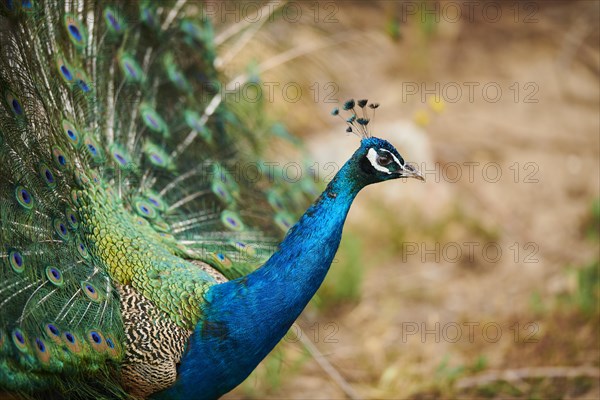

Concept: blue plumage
[[158, 138, 424, 399], [0, 1, 424, 397]]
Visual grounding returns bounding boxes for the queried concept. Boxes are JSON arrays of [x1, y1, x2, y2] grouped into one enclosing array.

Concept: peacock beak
[[401, 163, 425, 182]]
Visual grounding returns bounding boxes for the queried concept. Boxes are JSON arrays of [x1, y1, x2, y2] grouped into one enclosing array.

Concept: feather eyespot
[[181, 21, 204, 43], [104, 8, 125, 34], [90, 172, 100, 184], [35, 338, 45, 352], [146, 193, 165, 211], [135, 216, 150, 227], [110, 144, 130, 168], [144, 142, 171, 169], [78, 80, 90, 92], [39, 164, 56, 188], [119, 54, 143, 82], [135, 199, 157, 219], [74, 171, 91, 187], [62, 331, 82, 353], [113, 151, 127, 165], [140, 106, 167, 134], [11, 99, 22, 114], [73, 70, 92, 93], [153, 221, 170, 233], [212, 181, 232, 204], [44, 169, 54, 183], [168, 67, 190, 92], [44, 323, 61, 342], [84, 138, 104, 163], [76, 242, 89, 259], [9, 250, 25, 273], [66, 208, 79, 229], [13, 330, 25, 344], [230, 240, 257, 258], [87, 330, 106, 352], [105, 336, 121, 358], [60, 65, 72, 80], [81, 281, 100, 302], [56, 56, 74, 82], [163, 54, 192, 92], [221, 211, 244, 231], [15, 186, 33, 209], [184, 110, 203, 132], [146, 115, 158, 129], [267, 191, 286, 212], [45, 266, 64, 286], [68, 24, 81, 41], [12, 329, 28, 352], [159, 233, 174, 241], [140, 6, 157, 27], [211, 252, 233, 269], [64, 15, 87, 47], [52, 146, 70, 168], [77, 80, 89, 92], [151, 153, 164, 165], [34, 338, 51, 364], [5, 92, 24, 116], [21, 0, 33, 10], [274, 213, 294, 233], [53, 219, 69, 240], [12, 328, 28, 352], [62, 120, 81, 146]]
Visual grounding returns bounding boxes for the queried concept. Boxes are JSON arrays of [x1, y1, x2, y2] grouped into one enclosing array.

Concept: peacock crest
[[331, 98, 380, 139]]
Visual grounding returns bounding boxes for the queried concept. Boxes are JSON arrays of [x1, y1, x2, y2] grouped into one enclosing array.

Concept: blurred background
[[213, 1, 599, 398]]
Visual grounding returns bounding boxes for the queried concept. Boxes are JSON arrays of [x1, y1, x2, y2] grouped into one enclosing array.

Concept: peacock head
[[332, 99, 425, 186], [354, 136, 424, 185]]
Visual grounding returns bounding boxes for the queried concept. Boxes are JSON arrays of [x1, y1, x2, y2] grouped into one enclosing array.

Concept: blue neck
[[156, 160, 364, 399]]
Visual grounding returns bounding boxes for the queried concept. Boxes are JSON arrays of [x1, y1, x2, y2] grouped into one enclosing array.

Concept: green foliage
[[369, 200, 498, 268], [435, 354, 465, 383], [471, 355, 488, 373], [315, 231, 364, 309], [418, 0, 439, 38], [433, 354, 489, 393], [561, 200, 600, 316], [385, 16, 402, 42], [238, 342, 310, 398], [567, 261, 600, 316], [529, 290, 547, 315]]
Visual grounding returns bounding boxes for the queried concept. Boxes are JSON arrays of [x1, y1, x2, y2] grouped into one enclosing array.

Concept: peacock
[[0, 1, 424, 399]]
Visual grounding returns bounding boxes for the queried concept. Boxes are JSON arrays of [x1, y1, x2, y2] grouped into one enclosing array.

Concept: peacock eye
[[376, 153, 392, 166]]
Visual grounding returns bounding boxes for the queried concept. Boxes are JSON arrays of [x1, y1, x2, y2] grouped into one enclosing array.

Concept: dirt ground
[[221, 1, 599, 398]]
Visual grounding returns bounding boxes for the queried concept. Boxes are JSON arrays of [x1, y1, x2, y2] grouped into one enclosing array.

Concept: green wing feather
[[0, 0, 315, 396]]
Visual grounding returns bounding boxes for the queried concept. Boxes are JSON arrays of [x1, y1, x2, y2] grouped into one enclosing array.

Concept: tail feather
[[0, 0, 318, 395]]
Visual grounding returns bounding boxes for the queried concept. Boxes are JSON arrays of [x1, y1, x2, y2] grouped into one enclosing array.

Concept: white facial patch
[[367, 148, 391, 174]]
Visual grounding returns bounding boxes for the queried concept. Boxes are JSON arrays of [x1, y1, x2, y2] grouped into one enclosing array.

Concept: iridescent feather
[[0, 1, 311, 397]]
